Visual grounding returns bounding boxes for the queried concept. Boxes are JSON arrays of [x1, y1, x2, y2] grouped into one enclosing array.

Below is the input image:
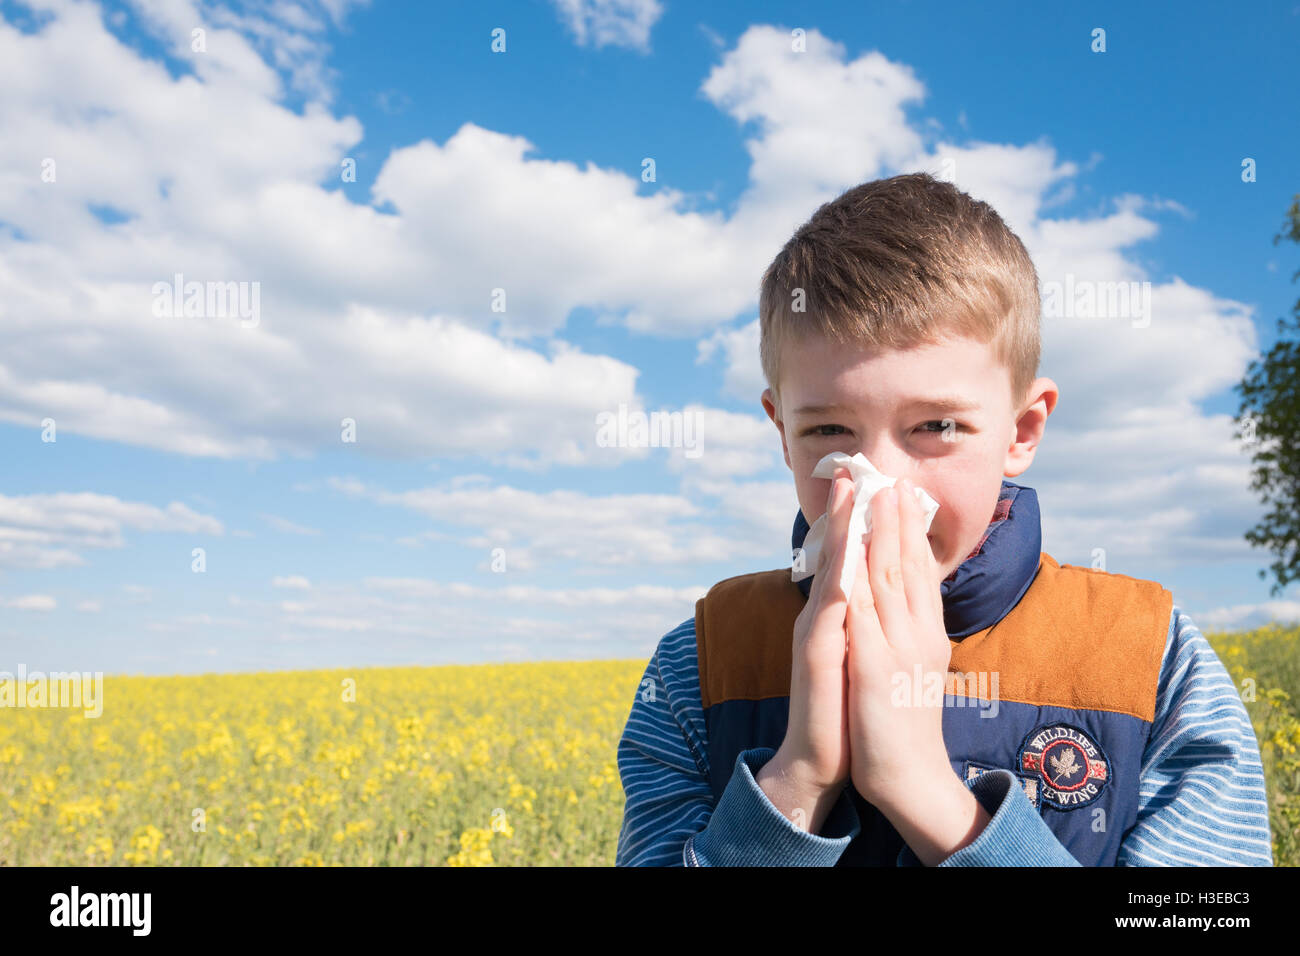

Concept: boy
[[615, 172, 1273, 866]]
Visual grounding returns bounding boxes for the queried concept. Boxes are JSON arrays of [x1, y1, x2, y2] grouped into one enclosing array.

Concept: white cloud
[[0, 15, 942, 473], [591, 400, 779, 477], [113, 0, 372, 103], [326, 474, 787, 571], [700, 26, 927, 234], [366, 127, 747, 337], [549, 0, 664, 52], [145, 612, 250, 634], [261, 514, 321, 536], [272, 575, 312, 589], [366, 577, 706, 608], [374, 88, 410, 114], [252, 573, 708, 659], [0, 8, 645, 467], [4, 593, 56, 610], [661, 404, 781, 478], [123, 584, 153, 604], [697, 318, 763, 403], [0, 492, 222, 570], [1192, 600, 1300, 633], [295, 614, 373, 631]]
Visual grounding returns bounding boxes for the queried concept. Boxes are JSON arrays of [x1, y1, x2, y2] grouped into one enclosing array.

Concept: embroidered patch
[[963, 760, 1041, 810], [1018, 723, 1110, 810]]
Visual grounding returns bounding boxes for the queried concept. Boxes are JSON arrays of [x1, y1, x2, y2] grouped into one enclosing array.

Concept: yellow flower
[[446, 828, 495, 866], [122, 825, 164, 865], [86, 837, 113, 863]]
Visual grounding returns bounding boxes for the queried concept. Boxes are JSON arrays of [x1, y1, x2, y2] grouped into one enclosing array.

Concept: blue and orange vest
[[693, 552, 1173, 865]]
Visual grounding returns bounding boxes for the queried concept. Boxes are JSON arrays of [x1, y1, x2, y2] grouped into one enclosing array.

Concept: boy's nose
[[854, 445, 916, 488]]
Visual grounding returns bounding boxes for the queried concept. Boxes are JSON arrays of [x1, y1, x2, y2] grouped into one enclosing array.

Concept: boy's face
[[761, 331, 1057, 587]]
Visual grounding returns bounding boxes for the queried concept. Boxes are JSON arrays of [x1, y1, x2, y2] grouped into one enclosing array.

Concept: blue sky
[[1, 0, 1298, 675]]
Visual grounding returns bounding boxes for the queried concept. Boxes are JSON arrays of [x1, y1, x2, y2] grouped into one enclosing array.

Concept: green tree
[[1234, 192, 1300, 596]]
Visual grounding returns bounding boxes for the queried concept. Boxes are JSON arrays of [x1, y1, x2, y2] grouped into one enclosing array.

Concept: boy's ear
[[761, 388, 793, 472], [1004, 377, 1059, 478]]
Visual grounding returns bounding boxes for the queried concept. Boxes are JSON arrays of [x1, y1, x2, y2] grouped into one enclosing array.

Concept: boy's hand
[[845, 477, 954, 808], [759, 466, 856, 828]]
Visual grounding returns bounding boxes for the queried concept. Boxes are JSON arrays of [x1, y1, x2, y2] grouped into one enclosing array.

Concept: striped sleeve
[[896, 769, 1082, 866], [615, 617, 861, 866], [615, 619, 714, 866], [1115, 605, 1274, 866]]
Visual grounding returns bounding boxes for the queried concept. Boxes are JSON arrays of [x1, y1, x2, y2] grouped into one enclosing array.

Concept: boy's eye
[[803, 422, 964, 437], [917, 420, 961, 434]]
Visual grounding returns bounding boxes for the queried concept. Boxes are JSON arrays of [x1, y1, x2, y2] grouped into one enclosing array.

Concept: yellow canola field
[[0, 660, 644, 866], [1, 623, 1297, 866]]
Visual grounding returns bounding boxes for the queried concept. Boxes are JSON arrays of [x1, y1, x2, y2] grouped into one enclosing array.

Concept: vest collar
[[791, 480, 1042, 638]]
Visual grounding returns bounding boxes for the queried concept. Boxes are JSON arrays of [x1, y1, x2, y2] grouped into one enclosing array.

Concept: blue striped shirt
[[615, 604, 1273, 866]]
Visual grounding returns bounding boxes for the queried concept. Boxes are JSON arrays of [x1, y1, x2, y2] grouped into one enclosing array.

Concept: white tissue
[[792, 451, 940, 601]]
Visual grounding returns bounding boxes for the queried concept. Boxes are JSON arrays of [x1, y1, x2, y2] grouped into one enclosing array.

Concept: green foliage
[[1206, 622, 1300, 866], [1233, 193, 1300, 597]]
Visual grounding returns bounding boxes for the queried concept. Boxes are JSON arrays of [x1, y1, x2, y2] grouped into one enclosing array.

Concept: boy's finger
[[845, 512, 885, 665], [867, 482, 909, 648], [896, 477, 937, 623], [815, 468, 856, 621], [801, 469, 840, 615]]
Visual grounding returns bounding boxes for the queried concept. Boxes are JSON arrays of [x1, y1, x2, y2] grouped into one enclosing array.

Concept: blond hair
[[759, 172, 1041, 413]]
